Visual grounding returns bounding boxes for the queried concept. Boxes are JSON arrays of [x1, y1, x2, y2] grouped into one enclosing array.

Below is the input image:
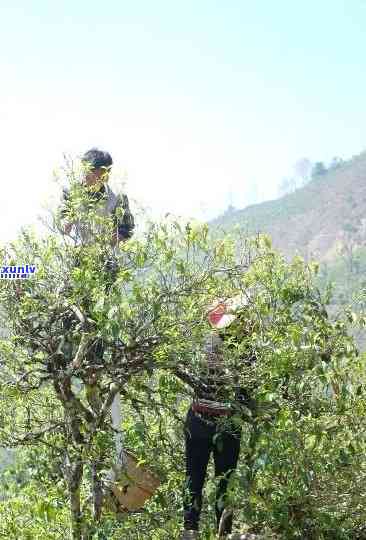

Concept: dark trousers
[[183, 407, 241, 534]]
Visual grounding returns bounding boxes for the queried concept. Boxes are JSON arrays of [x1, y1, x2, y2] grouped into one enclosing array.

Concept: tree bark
[[91, 460, 103, 522], [64, 456, 84, 540], [85, 379, 104, 522]]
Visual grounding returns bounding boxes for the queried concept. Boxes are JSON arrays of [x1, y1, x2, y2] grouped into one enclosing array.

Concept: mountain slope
[[212, 151, 366, 261]]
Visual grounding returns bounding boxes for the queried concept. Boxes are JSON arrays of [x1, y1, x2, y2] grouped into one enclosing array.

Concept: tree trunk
[[65, 457, 84, 540], [111, 392, 126, 472], [91, 459, 103, 522]]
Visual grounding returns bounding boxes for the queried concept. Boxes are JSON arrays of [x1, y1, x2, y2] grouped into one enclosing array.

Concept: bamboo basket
[[109, 451, 160, 512]]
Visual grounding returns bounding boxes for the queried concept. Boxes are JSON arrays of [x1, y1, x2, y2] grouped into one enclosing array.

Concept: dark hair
[[81, 148, 113, 170]]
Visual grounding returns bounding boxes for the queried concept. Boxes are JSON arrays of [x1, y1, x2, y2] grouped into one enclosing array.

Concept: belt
[[191, 402, 231, 417]]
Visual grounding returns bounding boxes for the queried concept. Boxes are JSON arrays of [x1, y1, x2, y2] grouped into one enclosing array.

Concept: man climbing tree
[[59, 147, 137, 519], [61, 147, 135, 244]]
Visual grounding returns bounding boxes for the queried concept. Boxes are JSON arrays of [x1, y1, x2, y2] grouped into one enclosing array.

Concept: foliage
[[0, 164, 251, 538], [1, 163, 366, 538]]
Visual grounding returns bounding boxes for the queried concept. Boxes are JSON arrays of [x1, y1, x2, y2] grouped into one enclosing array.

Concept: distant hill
[[212, 151, 366, 262]]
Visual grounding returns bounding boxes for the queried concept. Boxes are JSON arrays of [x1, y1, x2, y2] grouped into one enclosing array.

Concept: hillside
[[212, 151, 366, 262]]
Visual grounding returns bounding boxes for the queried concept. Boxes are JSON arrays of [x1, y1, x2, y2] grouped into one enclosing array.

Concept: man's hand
[[64, 222, 72, 235], [111, 231, 128, 246], [111, 231, 118, 246], [15, 284, 23, 299]]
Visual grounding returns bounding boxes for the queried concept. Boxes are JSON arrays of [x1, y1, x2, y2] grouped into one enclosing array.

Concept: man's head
[[81, 148, 113, 189]]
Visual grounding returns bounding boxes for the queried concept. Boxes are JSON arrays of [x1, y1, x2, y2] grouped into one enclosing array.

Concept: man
[[60, 149, 136, 512], [62, 147, 135, 244]]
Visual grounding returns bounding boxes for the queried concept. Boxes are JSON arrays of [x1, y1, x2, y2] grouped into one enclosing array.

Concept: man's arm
[[112, 193, 135, 244]]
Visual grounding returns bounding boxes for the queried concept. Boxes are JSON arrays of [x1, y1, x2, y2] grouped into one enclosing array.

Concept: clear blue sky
[[1, 0, 366, 240]]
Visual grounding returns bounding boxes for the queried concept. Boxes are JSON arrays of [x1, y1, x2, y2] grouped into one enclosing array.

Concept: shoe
[[180, 530, 199, 539]]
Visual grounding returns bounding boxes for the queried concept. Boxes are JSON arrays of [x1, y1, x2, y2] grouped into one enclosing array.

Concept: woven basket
[[110, 451, 160, 512]]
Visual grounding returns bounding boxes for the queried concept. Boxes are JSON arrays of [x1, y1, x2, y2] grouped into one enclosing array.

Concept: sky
[[1, 0, 366, 241]]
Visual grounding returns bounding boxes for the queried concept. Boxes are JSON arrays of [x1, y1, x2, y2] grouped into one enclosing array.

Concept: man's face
[[84, 166, 111, 189]]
